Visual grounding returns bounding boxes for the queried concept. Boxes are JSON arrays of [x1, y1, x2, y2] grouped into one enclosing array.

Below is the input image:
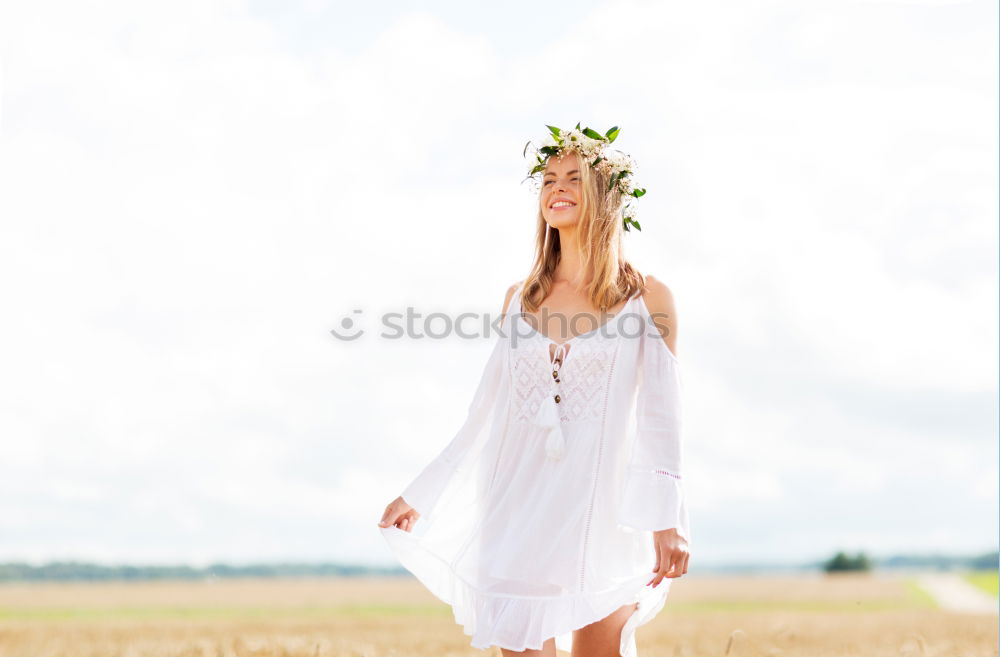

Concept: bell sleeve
[[617, 318, 691, 545], [398, 332, 508, 521]]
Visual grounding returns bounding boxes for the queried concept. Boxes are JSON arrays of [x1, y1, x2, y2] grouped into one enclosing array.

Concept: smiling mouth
[[550, 202, 577, 210]]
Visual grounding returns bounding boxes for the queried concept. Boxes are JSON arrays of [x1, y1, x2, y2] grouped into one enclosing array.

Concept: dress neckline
[[517, 289, 640, 347]]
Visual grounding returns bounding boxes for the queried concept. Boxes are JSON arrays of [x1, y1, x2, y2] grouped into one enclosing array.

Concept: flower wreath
[[522, 122, 647, 232]]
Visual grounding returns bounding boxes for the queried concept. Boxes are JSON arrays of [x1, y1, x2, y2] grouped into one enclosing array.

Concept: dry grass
[[0, 574, 995, 657]]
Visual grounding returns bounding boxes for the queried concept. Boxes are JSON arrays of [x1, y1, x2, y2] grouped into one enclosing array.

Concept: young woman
[[378, 124, 691, 657]]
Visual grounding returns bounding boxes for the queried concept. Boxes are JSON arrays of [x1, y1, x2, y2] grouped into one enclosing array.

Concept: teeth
[[552, 201, 575, 208]]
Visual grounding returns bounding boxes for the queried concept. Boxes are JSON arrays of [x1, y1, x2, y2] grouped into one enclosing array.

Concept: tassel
[[534, 394, 566, 460]]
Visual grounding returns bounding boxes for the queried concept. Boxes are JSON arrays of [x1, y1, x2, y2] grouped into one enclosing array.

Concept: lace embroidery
[[509, 332, 616, 423], [556, 340, 612, 422], [626, 464, 682, 479], [510, 343, 549, 422], [651, 468, 682, 479]]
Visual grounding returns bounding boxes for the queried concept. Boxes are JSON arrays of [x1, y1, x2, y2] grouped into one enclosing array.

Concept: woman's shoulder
[[501, 279, 525, 316], [638, 274, 675, 311], [638, 274, 678, 356]]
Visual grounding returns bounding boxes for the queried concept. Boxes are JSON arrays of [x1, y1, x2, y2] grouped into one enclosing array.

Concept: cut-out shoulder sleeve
[[398, 311, 510, 521], [616, 298, 691, 544]]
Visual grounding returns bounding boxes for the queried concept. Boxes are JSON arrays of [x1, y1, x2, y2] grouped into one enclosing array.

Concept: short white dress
[[379, 281, 691, 656]]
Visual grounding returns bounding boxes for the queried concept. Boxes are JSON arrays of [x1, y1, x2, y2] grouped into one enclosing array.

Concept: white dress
[[379, 281, 691, 656]]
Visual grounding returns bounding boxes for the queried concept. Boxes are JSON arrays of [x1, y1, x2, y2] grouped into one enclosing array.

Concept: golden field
[[0, 573, 995, 657]]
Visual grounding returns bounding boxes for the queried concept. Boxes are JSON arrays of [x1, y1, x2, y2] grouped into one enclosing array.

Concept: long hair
[[520, 151, 645, 313]]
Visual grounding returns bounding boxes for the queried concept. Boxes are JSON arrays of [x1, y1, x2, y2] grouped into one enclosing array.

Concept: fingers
[[648, 546, 689, 587], [379, 496, 419, 529], [378, 502, 402, 528], [665, 551, 682, 578], [378, 502, 419, 532], [663, 548, 688, 578], [647, 542, 661, 586]]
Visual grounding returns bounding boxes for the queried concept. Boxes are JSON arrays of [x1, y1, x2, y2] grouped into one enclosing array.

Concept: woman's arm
[[617, 275, 691, 563], [378, 283, 518, 531]]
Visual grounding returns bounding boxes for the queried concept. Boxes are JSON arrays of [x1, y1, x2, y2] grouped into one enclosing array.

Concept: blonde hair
[[520, 150, 645, 313]]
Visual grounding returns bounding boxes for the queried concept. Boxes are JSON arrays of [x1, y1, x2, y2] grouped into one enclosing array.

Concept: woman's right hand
[[378, 496, 420, 532]]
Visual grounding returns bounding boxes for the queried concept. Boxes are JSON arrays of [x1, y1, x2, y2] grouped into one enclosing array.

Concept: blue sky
[[0, 0, 996, 567]]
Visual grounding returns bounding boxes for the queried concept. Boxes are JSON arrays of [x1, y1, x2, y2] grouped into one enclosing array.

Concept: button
[[554, 394, 561, 403], [552, 370, 559, 379]]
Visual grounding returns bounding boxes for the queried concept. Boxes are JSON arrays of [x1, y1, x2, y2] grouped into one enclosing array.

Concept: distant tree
[[824, 550, 872, 573], [970, 551, 999, 571], [826, 551, 851, 572]]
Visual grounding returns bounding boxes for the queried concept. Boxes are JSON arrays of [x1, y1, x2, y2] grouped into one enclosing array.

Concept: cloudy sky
[[0, 0, 995, 568]]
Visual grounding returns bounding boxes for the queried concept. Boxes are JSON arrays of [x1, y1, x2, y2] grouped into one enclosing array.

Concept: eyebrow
[[543, 169, 580, 178]]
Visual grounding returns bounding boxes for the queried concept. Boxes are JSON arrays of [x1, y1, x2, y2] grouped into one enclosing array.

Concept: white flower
[[604, 150, 630, 169]]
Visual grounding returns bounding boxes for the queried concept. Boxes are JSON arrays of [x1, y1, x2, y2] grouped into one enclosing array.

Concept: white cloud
[[0, 0, 995, 565]]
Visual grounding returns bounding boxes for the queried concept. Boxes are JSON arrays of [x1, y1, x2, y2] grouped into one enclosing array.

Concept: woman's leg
[[501, 636, 557, 657], [571, 602, 639, 657]]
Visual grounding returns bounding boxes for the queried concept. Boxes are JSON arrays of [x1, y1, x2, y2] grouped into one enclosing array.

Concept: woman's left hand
[[647, 528, 689, 587]]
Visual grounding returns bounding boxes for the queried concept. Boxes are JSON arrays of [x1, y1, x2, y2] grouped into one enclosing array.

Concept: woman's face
[[540, 150, 582, 229]]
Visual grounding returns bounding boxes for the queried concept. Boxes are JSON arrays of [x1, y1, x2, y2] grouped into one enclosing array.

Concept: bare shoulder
[[501, 280, 523, 316], [639, 274, 679, 356], [640, 275, 676, 316]]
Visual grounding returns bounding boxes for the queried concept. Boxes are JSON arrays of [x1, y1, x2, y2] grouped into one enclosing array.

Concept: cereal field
[[0, 573, 995, 657]]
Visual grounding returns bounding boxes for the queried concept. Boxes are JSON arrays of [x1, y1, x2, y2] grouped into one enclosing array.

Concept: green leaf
[[529, 163, 546, 175], [546, 125, 561, 138], [575, 121, 581, 130], [622, 215, 642, 232], [582, 127, 604, 141], [605, 126, 620, 142], [608, 170, 621, 191], [523, 140, 532, 158], [539, 145, 560, 156], [632, 188, 646, 198], [591, 156, 603, 167]]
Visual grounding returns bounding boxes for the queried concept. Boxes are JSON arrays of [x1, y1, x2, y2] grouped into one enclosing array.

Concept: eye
[[543, 180, 553, 186]]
